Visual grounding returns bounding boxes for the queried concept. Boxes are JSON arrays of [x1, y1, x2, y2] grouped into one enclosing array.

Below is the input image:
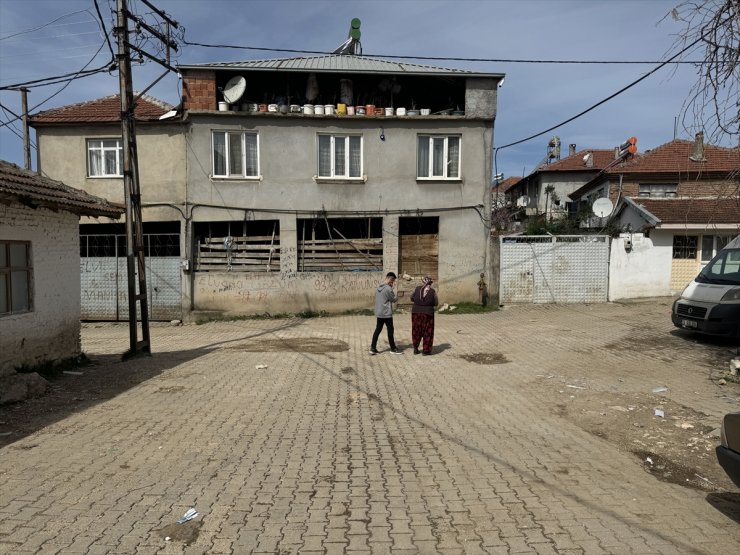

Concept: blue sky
[[0, 0, 717, 181]]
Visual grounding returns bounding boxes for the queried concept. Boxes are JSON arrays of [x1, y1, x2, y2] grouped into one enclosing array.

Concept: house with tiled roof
[[569, 133, 740, 293], [507, 143, 618, 223], [30, 50, 505, 319], [30, 93, 187, 321], [0, 160, 122, 383]]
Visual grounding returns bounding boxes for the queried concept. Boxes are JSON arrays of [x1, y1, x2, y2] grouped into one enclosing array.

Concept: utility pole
[[20, 88, 30, 170], [115, 0, 150, 359]]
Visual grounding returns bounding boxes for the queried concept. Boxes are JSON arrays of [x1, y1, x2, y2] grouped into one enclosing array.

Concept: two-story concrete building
[[32, 54, 504, 319]]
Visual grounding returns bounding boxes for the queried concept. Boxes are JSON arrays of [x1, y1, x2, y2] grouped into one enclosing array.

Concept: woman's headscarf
[[421, 276, 433, 298]]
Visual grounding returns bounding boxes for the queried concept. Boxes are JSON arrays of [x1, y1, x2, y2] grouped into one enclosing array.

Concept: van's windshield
[[696, 248, 740, 285]]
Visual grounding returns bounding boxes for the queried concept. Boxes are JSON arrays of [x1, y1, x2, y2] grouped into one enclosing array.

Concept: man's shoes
[[390, 348, 403, 355], [413, 347, 420, 355], [422, 351, 431, 356], [369, 348, 378, 355]]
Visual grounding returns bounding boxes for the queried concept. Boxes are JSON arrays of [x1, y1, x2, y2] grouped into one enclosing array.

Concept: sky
[[0, 0, 723, 182]]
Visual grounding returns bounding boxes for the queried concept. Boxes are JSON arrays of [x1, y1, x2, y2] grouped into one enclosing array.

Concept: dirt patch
[[538, 382, 735, 491], [459, 352, 509, 365], [157, 386, 185, 393], [156, 519, 202, 545], [225, 338, 349, 354], [341, 367, 354, 375], [633, 450, 714, 491]]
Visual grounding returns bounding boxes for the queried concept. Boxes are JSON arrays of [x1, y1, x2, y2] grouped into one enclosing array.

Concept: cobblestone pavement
[[1, 299, 739, 554]]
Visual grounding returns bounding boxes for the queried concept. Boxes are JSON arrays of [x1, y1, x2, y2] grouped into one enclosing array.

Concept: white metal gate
[[500, 235, 609, 303], [80, 233, 182, 320]]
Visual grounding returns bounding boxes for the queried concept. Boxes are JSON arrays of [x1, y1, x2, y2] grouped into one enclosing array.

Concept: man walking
[[370, 272, 402, 355]]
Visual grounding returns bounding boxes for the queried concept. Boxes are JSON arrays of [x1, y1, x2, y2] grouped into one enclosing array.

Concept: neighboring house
[[569, 133, 740, 294], [32, 54, 504, 317], [0, 160, 122, 377], [491, 176, 520, 232], [31, 94, 187, 321], [507, 145, 616, 222]]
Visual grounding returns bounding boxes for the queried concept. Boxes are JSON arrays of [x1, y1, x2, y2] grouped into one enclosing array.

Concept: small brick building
[[0, 161, 122, 377]]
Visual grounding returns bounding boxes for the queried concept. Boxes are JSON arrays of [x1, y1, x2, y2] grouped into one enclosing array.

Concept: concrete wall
[[185, 113, 492, 313], [0, 203, 82, 376], [608, 233, 672, 300], [34, 123, 186, 223]]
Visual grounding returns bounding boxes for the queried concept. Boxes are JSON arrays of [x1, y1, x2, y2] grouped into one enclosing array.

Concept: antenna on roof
[[333, 18, 362, 55]]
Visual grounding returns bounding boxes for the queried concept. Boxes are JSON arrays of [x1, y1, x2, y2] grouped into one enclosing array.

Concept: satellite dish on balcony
[[592, 198, 614, 218], [222, 75, 246, 104]]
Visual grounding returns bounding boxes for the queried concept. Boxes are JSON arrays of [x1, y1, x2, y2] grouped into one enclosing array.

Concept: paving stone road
[[1, 299, 739, 554]]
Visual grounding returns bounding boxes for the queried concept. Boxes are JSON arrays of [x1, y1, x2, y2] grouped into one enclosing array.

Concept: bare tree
[[666, 0, 739, 144]]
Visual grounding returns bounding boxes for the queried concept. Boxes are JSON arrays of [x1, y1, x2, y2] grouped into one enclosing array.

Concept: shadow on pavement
[[706, 492, 740, 523], [0, 320, 301, 450]]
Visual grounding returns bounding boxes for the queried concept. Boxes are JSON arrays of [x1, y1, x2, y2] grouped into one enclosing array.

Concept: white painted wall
[[608, 233, 672, 300], [0, 203, 82, 376]]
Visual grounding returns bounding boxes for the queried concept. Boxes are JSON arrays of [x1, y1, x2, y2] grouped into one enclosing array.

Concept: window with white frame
[[87, 139, 122, 177], [638, 183, 677, 198], [0, 241, 32, 315], [417, 135, 460, 179], [317, 135, 362, 179], [212, 131, 259, 178]]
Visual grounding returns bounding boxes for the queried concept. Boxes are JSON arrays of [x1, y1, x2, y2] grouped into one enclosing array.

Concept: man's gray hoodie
[[374, 283, 397, 318]]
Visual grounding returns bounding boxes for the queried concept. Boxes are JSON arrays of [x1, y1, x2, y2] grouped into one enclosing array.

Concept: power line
[[492, 33, 705, 181], [0, 61, 115, 91], [181, 39, 703, 65], [0, 9, 91, 41], [93, 0, 116, 59]]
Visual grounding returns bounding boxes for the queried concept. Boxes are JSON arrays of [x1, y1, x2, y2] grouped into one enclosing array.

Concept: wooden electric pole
[[116, 0, 150, 359]]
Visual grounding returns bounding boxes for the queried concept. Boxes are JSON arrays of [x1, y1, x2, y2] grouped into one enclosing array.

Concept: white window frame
[[317, 134, 363, 179], [87, 138, 123, 178], [212, 130, 260, 179], [417, 135, 461, 180]]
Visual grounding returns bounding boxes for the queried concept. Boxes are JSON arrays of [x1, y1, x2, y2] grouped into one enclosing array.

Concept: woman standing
[[411, 276, 438, 355]]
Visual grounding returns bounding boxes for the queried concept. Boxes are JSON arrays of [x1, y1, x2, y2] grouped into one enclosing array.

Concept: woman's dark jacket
[[411, 286, 438, 315]]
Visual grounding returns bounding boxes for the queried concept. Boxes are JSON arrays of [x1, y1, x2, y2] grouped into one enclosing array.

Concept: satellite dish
[[592, 197, 614, 218], [222, 75, 246, 104]]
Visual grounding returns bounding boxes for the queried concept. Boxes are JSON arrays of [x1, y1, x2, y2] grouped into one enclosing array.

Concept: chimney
[[689, 131, 706, 162], [569, 144, 576, 156], [584, 152, 593, 168], [614, 147, 621, 159]]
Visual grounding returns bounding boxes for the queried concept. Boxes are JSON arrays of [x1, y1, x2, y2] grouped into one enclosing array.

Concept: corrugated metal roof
[[178, 55, 503, 78], [0, 160, 123, 218]]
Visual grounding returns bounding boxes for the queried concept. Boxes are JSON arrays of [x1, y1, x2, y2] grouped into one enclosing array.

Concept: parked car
[[717, 411, 740, 488], [672, 235, 740, 337]]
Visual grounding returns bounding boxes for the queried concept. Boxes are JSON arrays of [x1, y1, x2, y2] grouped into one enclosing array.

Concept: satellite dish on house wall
[[222, 75, 246, 104], [592, 197, 614, 218]]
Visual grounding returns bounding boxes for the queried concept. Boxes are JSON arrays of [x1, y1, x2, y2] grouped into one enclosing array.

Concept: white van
[[672, 235, 740, 338]]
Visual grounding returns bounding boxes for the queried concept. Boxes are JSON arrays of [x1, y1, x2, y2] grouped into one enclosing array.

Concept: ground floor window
[[297, 217, 382, 271], [700, 234, 734, 262], [195, 220, 279, 272], [0, 240, 32, 315], [672, 235, 697, 259]]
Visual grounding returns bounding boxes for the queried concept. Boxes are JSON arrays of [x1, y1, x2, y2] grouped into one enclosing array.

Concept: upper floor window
[[0, 241, 32, 316], [87, 139, 122, 177], [213, 131, 259, 178], [639, 183, 677, 198], [318, 135, 362, 179], [417, 135, 460, 179]]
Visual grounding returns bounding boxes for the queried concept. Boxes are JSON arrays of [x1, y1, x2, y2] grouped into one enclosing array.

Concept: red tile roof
[[629, 197, 740, 225], [492, 176, 520, 193], [30, 94, 173, 124], [0, 160, 123, 218], [539, 149, 616, 172], [606, 139, 739, 175]]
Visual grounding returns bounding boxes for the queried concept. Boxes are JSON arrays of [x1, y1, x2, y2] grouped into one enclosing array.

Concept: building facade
[[32, 55, 504, 319]]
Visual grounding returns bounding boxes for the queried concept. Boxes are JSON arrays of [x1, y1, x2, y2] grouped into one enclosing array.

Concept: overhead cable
[[181, 40, 702, 65]]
